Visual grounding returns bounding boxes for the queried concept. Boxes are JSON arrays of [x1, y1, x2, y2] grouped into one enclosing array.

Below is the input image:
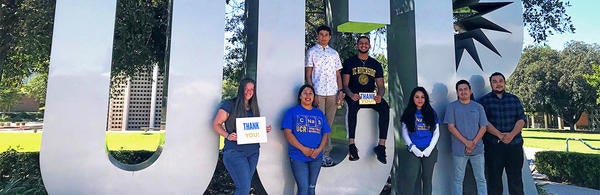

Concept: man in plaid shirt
[[477, 72, 527, 195]]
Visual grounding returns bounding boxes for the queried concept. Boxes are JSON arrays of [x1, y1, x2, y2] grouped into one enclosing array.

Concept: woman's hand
[[266, 125, 272, 133], [226, 133, 237, 141], [301, 147, 313, 157], [310, 147, 322, 159]]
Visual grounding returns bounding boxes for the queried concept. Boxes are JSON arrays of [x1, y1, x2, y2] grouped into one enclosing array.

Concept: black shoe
[[374, 145, 387, 164], [348, 144, 359, 161]]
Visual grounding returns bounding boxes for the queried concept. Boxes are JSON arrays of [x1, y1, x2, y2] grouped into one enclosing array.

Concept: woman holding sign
[[212, 78, 271, 195], [400, 87, 440, 195], [282, 85, 331, 195]]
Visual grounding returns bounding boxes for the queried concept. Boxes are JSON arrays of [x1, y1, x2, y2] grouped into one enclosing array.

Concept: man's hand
[[374, 95, 382, 103], [501, 133, 514, 144], [496, 133, 506, 142], [337, 91, 345, 103], [350, 93, 360, 101]]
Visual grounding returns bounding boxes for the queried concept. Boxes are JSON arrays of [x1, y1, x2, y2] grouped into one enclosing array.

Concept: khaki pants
[[316, 95, 337, 156]]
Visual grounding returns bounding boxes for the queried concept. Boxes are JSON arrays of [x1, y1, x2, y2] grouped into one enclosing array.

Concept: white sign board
[[235, 117, 267, 144]]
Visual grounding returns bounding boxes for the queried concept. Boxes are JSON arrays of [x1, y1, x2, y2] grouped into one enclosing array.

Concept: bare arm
[[375, 77, 385, 97], [305, 67, 313, 86], [374, 77, 385, 103], [486, 123, 504, 139], [343, 74, 359, 101], [502, 119, 525, 144], [448, 123, 469, 145], [311, 133, 330, 158], [336, 70, 343, 90], [212, 109, 236, 141], [284, 128, 313, 157], [473, 125, 487, 144]]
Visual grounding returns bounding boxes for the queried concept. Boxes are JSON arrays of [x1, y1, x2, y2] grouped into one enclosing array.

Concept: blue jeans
[[453, 154, 487, 195], [290, 156, 322, 195], [223, 149, 259, 195]]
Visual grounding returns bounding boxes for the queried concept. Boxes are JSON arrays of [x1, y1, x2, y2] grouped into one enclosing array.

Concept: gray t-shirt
[[444, 100, 488, 156]]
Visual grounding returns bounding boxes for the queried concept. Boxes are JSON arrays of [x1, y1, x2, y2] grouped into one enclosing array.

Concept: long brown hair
[[225, 78, 260, 133]]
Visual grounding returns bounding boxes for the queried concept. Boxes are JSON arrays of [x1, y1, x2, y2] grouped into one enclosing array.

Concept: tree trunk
[[243, 0, 258, 80], [569, 123, 575, 132]]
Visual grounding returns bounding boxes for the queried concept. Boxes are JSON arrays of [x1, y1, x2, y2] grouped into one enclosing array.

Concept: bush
[[535, 151, 600, 190], [0, 148, 46, 194], [108, 150, 156, 164], [0, 112, 44, 122]]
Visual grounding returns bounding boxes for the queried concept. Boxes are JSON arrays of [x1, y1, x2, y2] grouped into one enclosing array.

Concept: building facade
[[107, 66, 164, 131]]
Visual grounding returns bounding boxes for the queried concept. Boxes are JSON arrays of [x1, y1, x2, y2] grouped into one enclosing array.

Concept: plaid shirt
[[477, 91, 527, 145]]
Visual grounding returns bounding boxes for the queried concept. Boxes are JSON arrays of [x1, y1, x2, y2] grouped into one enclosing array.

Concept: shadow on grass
[[524, 129, 600, 134], [523, 136, 600, 141]]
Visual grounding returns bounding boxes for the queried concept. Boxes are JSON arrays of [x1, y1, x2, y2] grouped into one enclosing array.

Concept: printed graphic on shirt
[[296, 114, 323, 134], [416, 117, 430, 130]]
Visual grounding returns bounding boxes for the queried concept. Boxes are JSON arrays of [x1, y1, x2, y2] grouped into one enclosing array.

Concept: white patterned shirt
[[305, 44, 343, 96]]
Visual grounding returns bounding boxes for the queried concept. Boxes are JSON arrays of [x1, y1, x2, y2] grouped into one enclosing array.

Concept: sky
[[523, 1, 599, 50]]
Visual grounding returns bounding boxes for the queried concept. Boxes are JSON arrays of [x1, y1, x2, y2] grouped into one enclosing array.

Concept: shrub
[[535, 151, 600, 190], [0, 148, 46, 194], [0, 112, 44, 122], [108, 150, 156, 164]]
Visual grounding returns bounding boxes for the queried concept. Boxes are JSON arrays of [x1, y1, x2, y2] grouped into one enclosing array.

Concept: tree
[[523, 0, 575, 43], [222, 0, 247, 99], [509, 42, 600, 131], [110, 0, 170, 91], [23, 73, 47, 106], [508, 46, 560, 114], [584, 64, 600, 104], [0, 0, 55, 87], [0, 87, 22, 112]]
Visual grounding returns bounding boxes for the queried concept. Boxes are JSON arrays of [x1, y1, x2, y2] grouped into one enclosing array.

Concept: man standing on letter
[[477, 72, 526, 195], [305, 25, 344, 167], [444, 80, 487, 195], [342, 36, 389, 164]]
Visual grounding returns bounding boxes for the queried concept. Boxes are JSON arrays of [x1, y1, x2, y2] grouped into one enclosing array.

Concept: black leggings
[[345, 97, 390, 139]]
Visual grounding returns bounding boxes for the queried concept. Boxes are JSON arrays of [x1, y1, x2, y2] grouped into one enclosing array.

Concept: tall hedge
[[535, 151, 600, 190]]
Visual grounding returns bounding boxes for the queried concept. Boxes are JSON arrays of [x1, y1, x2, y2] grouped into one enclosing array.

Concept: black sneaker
[[374, 145, 387, 164], [322, 155, 334, 167], [349, 144, 359, 161]]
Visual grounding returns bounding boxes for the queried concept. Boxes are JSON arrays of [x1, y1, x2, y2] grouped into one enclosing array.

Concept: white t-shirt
[[305, 44, 343, 96]]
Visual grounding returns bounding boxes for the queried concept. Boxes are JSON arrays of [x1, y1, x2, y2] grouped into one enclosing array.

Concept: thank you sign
[[236, 117, 268, 144]]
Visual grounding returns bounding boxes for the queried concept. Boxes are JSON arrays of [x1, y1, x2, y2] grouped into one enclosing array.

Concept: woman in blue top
[[212, 78, 271, 195], [400, 87, 440, 195], [281, 84, 331, 195]]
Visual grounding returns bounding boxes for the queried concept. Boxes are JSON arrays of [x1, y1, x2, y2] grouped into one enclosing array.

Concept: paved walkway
[[524, 147, 600, 195], [537, 180, 600, 195]]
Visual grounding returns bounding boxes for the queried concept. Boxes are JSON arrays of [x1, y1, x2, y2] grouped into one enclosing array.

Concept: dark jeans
[[345, 97, 389, 139], [290, 156, 322, 195], [223, 149, 259, 195], [485, 142, 524, 195], [405, 147, 438, 195]]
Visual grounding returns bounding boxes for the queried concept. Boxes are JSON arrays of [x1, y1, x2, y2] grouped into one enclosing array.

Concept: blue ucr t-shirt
[[409, 109, 439, 150], [281, 105, 331, 162]]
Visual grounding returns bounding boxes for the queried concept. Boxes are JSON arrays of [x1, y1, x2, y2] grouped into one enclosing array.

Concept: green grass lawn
[[522, 128, 600, 154], [2, 128, 599, 154], [0, 132, 42, 152], [0, 131, 165, 153]]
